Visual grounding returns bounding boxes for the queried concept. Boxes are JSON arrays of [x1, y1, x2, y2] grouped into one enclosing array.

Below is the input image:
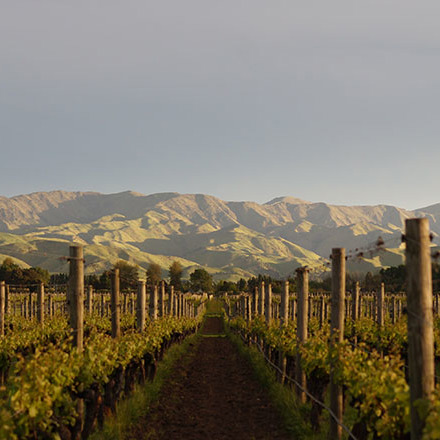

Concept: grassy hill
[[0, 190, 425, 280]]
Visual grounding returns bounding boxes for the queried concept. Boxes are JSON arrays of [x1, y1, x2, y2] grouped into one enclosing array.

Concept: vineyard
[[0, 246, 206, 439], [226, 218, 439, 440], [0, 217, 439, 439]]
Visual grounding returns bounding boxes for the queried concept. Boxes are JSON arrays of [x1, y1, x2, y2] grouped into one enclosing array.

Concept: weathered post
[[136, 280, 146, 332], [253, 286, 259, 317], [48, 294, 53, 318], [330, 248, 345, 440], [296, 267, 309, 403], [37, 283, 45, 325], [405, 218, 435, 440], [28, 291, 33, 319], [67, 245, 84, 350], [0, 281, 5, 336], [280, 280, 289, 326], [265, 283, 272, 324], [100, 292, 105, 318], [259, 281, 265, 317], [87, 285, 93, 314], [4, 285, 9, 316], [111, 269, 121, 339], [319, 296, 325, 328], [159, 280, 165, 317], [169, 285, 175, 317], [150, 284, 158, 320], [352, 281, 360, 344], [377, 282, 385, 326], [122, 293, 127, 314]]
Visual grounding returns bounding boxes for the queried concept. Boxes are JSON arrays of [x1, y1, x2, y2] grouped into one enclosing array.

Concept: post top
[[296, 266, 310, 273], [405, 217, 429, 225]]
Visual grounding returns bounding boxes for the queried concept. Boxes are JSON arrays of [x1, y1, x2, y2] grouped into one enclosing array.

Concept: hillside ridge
[[0, 190, 433, 280]]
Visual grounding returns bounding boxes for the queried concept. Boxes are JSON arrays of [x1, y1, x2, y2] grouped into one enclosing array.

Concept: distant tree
[[190, 268, 213, 293], [98, 272, 111, 290], [147, 262, 162, 286], [363, 271, 381, 291], [94, 261, 139, 291], [237, 278, 247, 292], [379, 265, 406, 292], [50, 273, 68, 285], [181, 279, 191, 293], [0, 258, 23, 283], [215, 280, 237, 294], [114, 260, 139, 290], [22, 267, 50, 285], [0, 258, 49, 286], [169, 261, 183, 290], [85, 274, 100, 289]]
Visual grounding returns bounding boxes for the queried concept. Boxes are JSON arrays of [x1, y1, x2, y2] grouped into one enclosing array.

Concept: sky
[[1, 1, 440, 209]]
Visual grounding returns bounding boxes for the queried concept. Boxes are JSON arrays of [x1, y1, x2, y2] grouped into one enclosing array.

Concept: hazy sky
[[1, 1, 440, 209]]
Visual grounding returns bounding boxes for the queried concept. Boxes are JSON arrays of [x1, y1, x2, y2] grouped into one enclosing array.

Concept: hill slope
[[0, 190, 432, 280]]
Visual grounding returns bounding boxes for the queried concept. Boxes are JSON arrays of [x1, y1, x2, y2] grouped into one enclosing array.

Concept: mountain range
[[0, 190, 438, 281]]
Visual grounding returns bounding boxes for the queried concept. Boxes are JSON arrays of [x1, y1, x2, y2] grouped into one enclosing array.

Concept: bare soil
[[132, 316, 293, 440]]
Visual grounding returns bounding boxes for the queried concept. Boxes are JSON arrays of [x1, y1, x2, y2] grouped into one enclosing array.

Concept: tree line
[[4, 256, 440, 294]]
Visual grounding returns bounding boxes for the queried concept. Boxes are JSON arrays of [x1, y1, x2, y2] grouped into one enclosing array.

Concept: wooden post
[[246, 295, 251, 321], [37, 283, 45, 325], [169, 285, 174, 317], [136, 280, 146, 332], [159, 280, 165, 317], [100, 293, 105, 317], [352, 281, 360, 344], [405, 218, 435, 440], [111, 269, 121, 339], [391, 295, 397, 324], [265, 283, 272, 324], [28, 291, 33, 319], [175, 293, 180, 317], [259, 281, 265, 316], [280, 280, 289, 326], [253, 286, 259, 318], [296, 267, 309, 403], [150, 284, 158, 320], [67, 245, 84, 350], [4, 285, 9, 316], [0, 281, 5, 336], [330, 248, 345, 440], [377, 282, 385, 326], [48, 294, 53, 318], [87, 285, 93, 314], [319, 296, 325, 328]]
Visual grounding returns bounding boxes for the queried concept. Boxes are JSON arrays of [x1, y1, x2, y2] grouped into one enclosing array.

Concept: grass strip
[[227, 330, 324, 440], [90, 332, 200, 440]]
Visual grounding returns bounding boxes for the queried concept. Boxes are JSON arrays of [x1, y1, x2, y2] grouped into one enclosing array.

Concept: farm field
[[1, 218, 440, 440], [128, 315, 292, 440]]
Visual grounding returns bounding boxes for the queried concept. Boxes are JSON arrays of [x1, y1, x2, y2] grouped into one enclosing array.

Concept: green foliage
[[237, 278, 247, 291], [189, 268, 213, 293], [168, 261, 183, 290], [215, 280, 238, 294], [147, 262, 162, 286], [0, 314, 201, 439], [50, 273, 68, 285], [0, 258, 49, 285], [114, 260, 139, 290], [229, 316, 419, 438]]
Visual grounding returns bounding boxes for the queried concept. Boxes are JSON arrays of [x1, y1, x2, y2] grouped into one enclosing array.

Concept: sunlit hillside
[[0, 190, 433, 280]]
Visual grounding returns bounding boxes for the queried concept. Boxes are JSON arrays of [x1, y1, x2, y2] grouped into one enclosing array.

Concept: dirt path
[[135, 316, 293, 440]]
